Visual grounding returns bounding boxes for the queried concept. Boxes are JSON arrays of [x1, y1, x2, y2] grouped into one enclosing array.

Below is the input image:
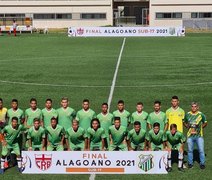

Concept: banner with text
[[68, 27, 185, 37], [21, 151, 168, 174]]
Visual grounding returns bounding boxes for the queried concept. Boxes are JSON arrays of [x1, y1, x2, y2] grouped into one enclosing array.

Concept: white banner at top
[[68, 27, 185, 37]]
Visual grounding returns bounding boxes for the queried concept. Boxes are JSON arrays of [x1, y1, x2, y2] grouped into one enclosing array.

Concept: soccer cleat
[[188, 164, 193, 168], [166, 167, 172, 172], [4, 162, 9, 169], [183, 164, 187, 169], [200, 164, 205, 169], [178, 167, 185, 172], [0, 168, 4, 174], [17, 167, 23, 173]]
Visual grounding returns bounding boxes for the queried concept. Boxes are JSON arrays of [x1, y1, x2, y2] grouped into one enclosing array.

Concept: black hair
[[30, 98, 37, 103], [46, 98, 52, 103], [137, 102, 143, 106], [153, 122, 160, 128], [154, 100, 161, 105], [90, 118, 100, 128], [170, 123, 177, 130], [134, 121, 141, 126], [172, 96, 179, 100], [118, 100, 124, 104]]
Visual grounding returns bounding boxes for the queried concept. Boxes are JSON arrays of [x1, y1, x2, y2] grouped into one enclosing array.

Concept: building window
[[191, 13, 198, 18], [199, 12, 212, 18], [56, 14, 72, 19], [33, 14, 55, 19], [5, 14, 25, 18], [156, 12, 182, 19], [81, 13, 106, 19], [173, 13, 182, 19]]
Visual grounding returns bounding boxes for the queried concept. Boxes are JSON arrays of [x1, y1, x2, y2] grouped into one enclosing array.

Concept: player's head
[[11, 99, 18, 109], [45, 98, 52, 109], [61, 97, 69, 108], [91, 118, 100, 130], [134, 121, 141, 132], [101, 103, 108, 113], [11, 117, 18, 127], [82, 99, 90, 111], [153, 122, 160, 133], [30, 98, 37, 109], [114, 117, 121, 128], [33, 118, 40, 129], [136, 102, 144, 112], [170, 123, 177, 134], [171, 96, 179, 108], [0, 98, 3, 109], [72, 119, 79, 131], [191, 102, 199, 113], [117, 100, 124, 111], [51, 117, 58, 128], [154, 100, 161, 112]]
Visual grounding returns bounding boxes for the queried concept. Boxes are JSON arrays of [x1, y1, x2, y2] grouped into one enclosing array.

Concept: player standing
[[112, 100, 131, 128], [12, 19, 17, 36], [0, 98, 7, 131]]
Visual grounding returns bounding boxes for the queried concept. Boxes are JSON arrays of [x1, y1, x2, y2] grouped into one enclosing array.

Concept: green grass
[[0, 33, 212, 179]]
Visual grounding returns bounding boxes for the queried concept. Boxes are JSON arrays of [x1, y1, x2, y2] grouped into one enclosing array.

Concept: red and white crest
[[35, 154, 52, 171]]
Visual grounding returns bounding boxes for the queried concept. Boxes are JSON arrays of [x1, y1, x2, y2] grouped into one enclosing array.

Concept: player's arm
[[126, 132, 133, 151], [65, 138, 71, 151], [28, 138, 33, 151], [87, 138, 91, 151], [101, 138, 105, 151], [164, 123, 168, 132], [41, 138, 45, 151], [144, 139, 148, 151], [84, 138, 88, 151]]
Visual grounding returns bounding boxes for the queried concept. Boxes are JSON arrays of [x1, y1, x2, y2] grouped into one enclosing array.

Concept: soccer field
[[0, 33, 212, 180]]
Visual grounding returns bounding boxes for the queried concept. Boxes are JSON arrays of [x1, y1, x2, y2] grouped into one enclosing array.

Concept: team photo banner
[[68, 27, 185, 37], [21, 151, 168, 174]]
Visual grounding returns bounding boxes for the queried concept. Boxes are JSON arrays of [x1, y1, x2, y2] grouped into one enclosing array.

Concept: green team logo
[[138, 154, 154, 172]]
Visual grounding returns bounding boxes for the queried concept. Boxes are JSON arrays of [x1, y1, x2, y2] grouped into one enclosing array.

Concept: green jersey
[[146, 129, 166, 146], [112, 110, 131, 127], [166, 130, 186, 147], [25, 108, 42, 127], [109, 125, 127, 146], [57, 107, 76, 130], [27, 126, 46, 146], [127, 128, 146, 146], [76, 109, 96, 130], [97, 112, 113, 136], [87, 127, 106, 144], [147, 111, 167, 131], [131, 111, 148, 131], [184, 111, 207, 137], [2, 124, 24, 145], [65, 127, 87, 145], [46, 125, 65, 146], [42, 108, 58, 127], [7, 108, 24, 124]]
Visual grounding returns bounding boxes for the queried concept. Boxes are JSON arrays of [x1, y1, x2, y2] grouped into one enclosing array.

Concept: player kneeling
[[0, 117, 24, 174], [46, 117, 65, 151], [87, 118, 106, 151], [65, 120, 87, 151], [147, 122, 166, 151], [165, 124, 186, 172], [127, 121, 147, 151], [27, 118, 46, 151], [108, 117, 128, 151]]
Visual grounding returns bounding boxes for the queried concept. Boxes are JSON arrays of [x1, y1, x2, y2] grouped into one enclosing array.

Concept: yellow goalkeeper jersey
[[0, 107, 7, 123]]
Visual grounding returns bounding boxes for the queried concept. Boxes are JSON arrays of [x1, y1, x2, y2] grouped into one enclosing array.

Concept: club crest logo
[[138, 154, 154, 172], [77, 28, 84, 35], [35, 154, 52, 171]]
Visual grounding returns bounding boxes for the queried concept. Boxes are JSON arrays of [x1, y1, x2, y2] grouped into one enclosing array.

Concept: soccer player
[[108, 117, 128, 151], [0, 117, 24, 174], [42, 98, 58, 128], [112, 100, 131, 128], [147, 101, 168, 132], [46, 117, 65, 151], [97, 103, 113, 149], [166, 96, 185, 133], [27, 118, 46, 151], [7, 99, 24, 124], [165, 124, 186, 172], [65, 120, 87, 151], [87, 118, 106, 151], [76, 99, 96, 131], [127, 121, 147, 151], [0, 98, 7, 130], [146, 122, 166, 151], [131, 102, 148, 131], [57, 97, 76, 131], [183, 102, 207, 169], [25, 98, 42, 129]]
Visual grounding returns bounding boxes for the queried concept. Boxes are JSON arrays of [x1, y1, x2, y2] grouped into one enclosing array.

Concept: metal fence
[[183, 19, 212, 29]]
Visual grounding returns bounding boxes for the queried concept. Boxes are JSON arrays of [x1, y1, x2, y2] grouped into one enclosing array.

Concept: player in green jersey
[[7, 99, 24, 125], [65, 120, 87, 151], [147, 122, 166, 151], [131, 102, 148, 131], [112, 100, 131, 128], [27, 118, 46, 151], [127, 121, 147, 151], [183, 102, 207, 169], [97, 103, 113, 149], [147, 101, 168, 132], [109, 117, 128, 151], [46, 117, 65, 151], [42, 99, 58, 128], [76, 99, 96, 131], [87, 118, 106, 151], [57, 97, 76, 131], [165, 124, 186, 172], [25, 98, 42, 129], [0, 117, 24, 174]]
